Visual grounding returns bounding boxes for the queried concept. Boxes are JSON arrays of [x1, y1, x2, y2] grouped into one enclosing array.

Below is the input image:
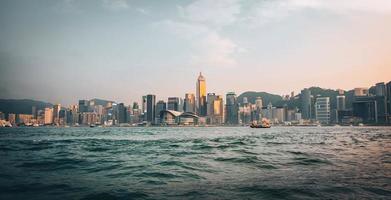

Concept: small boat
[[90, 124, 96, 128], [250, 118, 271, 128], [250, 124, 271, 128]]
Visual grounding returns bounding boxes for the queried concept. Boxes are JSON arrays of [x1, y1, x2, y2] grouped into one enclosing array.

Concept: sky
[[1, 0, 391, 106]]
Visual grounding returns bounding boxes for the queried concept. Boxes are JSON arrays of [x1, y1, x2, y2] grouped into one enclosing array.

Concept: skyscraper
[[300, 88, 312, 120], [117, 103, 127, 124], [184, 93, 196, 113], [386, 81, 391, 123], [206, 93, 217, 117], [211, 95, 224, 124], [225, 92, 239, 125], [167, 97, 179, 111], [142, 96, 147, 113], [336, 96, 346, 111], [53, 104, 61, 124], [155, 100, 167, 123], [354, 88, 369, 96], [255, 97, 263, 121], [196, 72, 207, 116], [78, 100, 89, 113], [375, 82, 386, 96], [315, 97, 330, 124], [146, 94, 156, 123], [44, 107, 53, 125]]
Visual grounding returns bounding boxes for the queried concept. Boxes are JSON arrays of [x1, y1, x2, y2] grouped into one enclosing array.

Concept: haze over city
[[1, 0, 391, 105]]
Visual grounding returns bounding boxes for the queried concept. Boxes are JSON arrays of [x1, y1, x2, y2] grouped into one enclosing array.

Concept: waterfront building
[[255, 97, 263, 121], [272, 107, 285, 123], [225, 92, 239, 125], [353, 96, 378, 123], [80, 112, 98, 125], [207, 93, 217, 118], [167, 97, 179, 111], [336, 96, 346, 111], [155, 100, 167, 123], [315, 97, 330, 124], [53, 104, 61, 124], [300, 88, 312, 120], [387, 81, 391, 123], [8, 113, 16, 125], [206, 93, 223, 124], [196, 72, 207, 116], [78, 100, 89, 113], [375, 82, 388, 124], [178, 98, 184, 112], [117, 103, 127, 124], [160, 110, 182, 125], [240, 100, 252, 125], [32, 106, 37, 119], [184, 93, 196, 113], [44, 108, 53, 125], [146, 94, 156, 123], [17, 114, 33, 124]]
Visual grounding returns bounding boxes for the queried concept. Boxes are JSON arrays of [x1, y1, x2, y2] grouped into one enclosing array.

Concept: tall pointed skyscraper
[[196, 72, 207, 116]]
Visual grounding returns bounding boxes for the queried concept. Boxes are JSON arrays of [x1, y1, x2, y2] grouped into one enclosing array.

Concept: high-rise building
[[386, 81, 391, 123], [255, 97, 263, 121], [146, 94, 156, 123], [353, 96, 378, 123], [315, 97, 330, 124], [375, 82, 386, 96], [53, 104, 61, 124], [8, 113, 16, 125], [132, 102, 139, 110], [142, 96, 147, 113], [336, 96, 346, 111], [354, 88, 369, 96], [214, 95, 224, 123], [155, 100, 167, 123], [167, 97, 179, 111], [178, 98, 184, 112], [44, 108, 53, 125], [205, 93, 224, 124], [117, 103, 127, 124], [300, 88, 312, 120], [207, 93, 217, 117], [184, 93, 196, 113], [196, 72, 207, 116], [255, 97, 263, 109], [78, 100, 89, 113], [32, 106, 37, 119], [225, 92, 239, 125]]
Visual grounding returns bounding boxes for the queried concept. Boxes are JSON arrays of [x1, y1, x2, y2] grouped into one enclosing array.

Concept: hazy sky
[[1, 0, 391, 105]]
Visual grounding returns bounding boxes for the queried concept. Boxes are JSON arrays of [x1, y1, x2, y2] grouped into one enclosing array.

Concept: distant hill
[[0, 99, 52, 115], [237, 91, 283, 106], [238, 87, 357, 110]]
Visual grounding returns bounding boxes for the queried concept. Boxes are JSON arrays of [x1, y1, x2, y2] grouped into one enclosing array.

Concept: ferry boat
[[250, 118, 271, 128]]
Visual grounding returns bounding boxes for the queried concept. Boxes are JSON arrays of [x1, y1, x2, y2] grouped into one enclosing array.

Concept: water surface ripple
[[0, 127, 390, 199]]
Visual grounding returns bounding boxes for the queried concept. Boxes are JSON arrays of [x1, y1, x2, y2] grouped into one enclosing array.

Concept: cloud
[[155, 20, 239, 68], [177, 0, 241, 27], [102, 0, 129, 11], [190, 32, 238, 67], [245, 0, 391, 26], [137, 8, 149, 15]]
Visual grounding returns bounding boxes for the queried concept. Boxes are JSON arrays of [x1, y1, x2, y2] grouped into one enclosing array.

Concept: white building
[[315, 97, 330, 124]]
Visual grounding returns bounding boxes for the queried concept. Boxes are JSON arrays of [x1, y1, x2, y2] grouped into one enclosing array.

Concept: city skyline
[[1, 0, 391, 105]]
